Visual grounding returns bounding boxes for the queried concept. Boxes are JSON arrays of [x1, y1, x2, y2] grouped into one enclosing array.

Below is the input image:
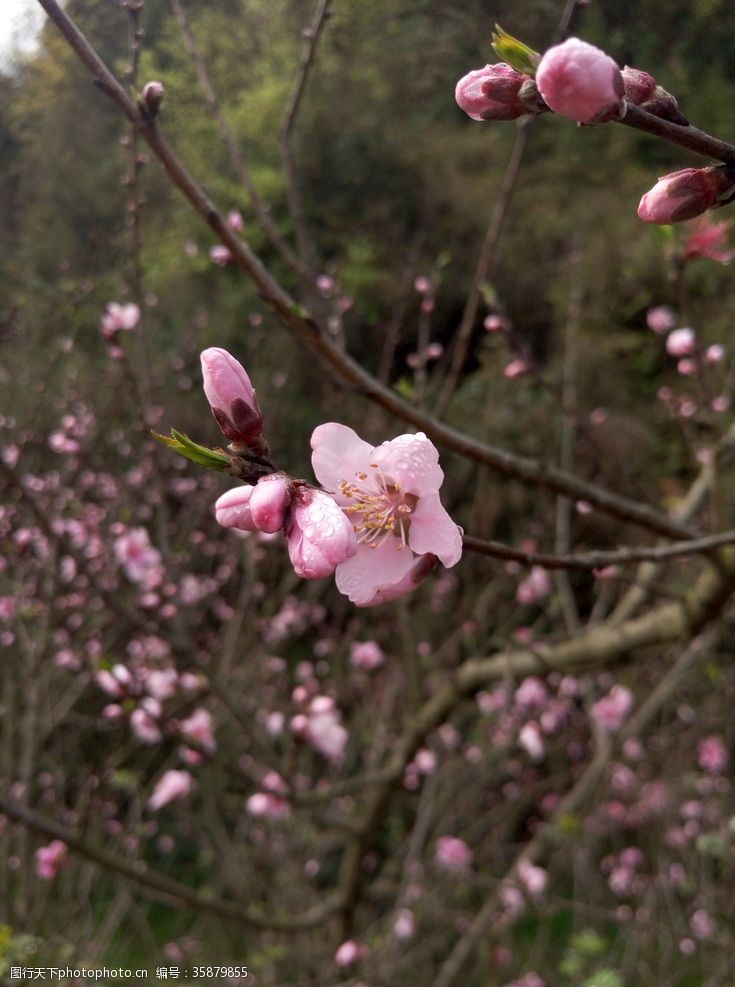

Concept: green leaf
[[153, 429, 232, 472], [491, 25, 540, 76]]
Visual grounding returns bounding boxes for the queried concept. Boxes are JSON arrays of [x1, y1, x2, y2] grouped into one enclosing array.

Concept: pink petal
[[372, 432, 444, 496], [408, 494, 463, 566], [311, 423, 375, 496], [335, 538, 415, 606]]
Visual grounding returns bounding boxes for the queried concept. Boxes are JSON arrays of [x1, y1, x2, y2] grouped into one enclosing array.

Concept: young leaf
[[491, 25, 540, 76]]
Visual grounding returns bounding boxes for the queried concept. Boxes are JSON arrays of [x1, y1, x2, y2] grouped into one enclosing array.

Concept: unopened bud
[[455, 63, 533, 122], [536, 38, 624, 124], [249, 474, 292, 534], [638, 166, 735, 224], [140, 80, 164, 117], [200, 347, 265, 446], [623, 67, 689, 125]]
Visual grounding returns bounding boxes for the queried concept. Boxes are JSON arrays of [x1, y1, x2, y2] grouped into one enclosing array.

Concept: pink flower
[[287, 486, 358, 579], [590, 684, 633, 732], [214, 485, 257, 531], [304, 697, 348, 762], [316, 274, 335, 295], [310, 424, 462, 606], [414, 275, 431, 294], [101, 302, 140, 337], [349, 640, 385, 671], [536, 38, 624, 124], [35, 840, 68, 880], [666, 327, 697, 357], [515, 676, 548, 709], [455, 63, 530, 122], [200, 347, 264, 445], [131, 704, 163, 745], [517, 858, 547, 897], [638, 167, 735, 225], [519, 721, 545, 761], [148, 769, 194, 811], [209, 244, 233, 265], [704, 344, 725, 365], [435, 835, 472, 870], [504, 358, 530, 378], [249, 474, 292, 533], [516, 566, 552, 605], [697, 735, 728, 774], [227, 209, 245, 232], [246, 792, 291, 819], [334, 940, 369, 968], [145, 668, 178, 701], [683, 217, 735, 264], [393, 908, 416, 940], [179, 708, 216, 754], [646, 305, 676, 334]]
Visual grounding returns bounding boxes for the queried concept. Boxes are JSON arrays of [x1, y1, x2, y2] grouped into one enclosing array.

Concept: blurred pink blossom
[[591, 685, 633, 732], [35, 840, 68, 880], [148, 769, 194, 811], [435, 835, 472, 870]]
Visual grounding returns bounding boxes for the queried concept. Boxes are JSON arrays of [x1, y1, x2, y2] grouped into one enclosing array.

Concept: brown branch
[[620, 103, 735, 166], [0, 790, 342, 931], [462, 528, 735, 570], [33, 0, 701, 545]]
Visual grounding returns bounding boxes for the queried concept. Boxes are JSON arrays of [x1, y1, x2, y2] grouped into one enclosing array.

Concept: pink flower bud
[[227, 209, 245, 232], [141, 80, 164, 116], [455, 63, 531, 121], [200, 347, 264, 445], [704, 343, 725, 365], [35, 840, 68, 880], [215, 485, 257, 531], [334, 940, 369, 968], [209, 245, 233, 266], [435, 835, 472, 870], [666, 327, 696, 357], [536, 38, 624, 124], [646, 305, 676, 333], [287, 487, 358, 579], [638, 167, 735, 225], [249, 474, 293, 533], [148, 769, 194, 811]]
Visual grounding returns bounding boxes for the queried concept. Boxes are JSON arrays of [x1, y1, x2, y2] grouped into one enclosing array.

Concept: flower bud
[[536, 38, 624, 124], [638, 166, 735, 225], [249, 473, 292, 533], [455, 63, 532, 121], [140, 80, 164, 117], [666, 327, 696, 357], [200, 347, 264, 445], [287, 487, 358, 579], [621, 66, 657, 105], [215, 485, 257, 531]]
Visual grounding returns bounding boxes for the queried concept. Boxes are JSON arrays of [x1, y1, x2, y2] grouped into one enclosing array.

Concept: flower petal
[[335, 538, 415, 605], [311, 423, 375, 497], [408, 493, 463, 567], [372, 432, 444, 496]]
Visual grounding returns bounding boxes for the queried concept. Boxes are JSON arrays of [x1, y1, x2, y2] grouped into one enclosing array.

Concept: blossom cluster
[[455, 35, 735, 225], [200, 348, 463, 606]]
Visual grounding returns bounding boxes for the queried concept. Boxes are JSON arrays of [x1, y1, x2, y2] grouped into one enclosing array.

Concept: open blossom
[[311, 424, 462, 606], [113, 527, 163, 589], [101, 301, 140, 337], [435, 835, 472, 870], [179, 708, 216, 754], [334, 940, 369, 968], [36, 840, 68, 880], [646, 305, 677, 334], [683, 217, 735, 264], [349, 639, 385, 671], [666, 327, 696, 357], [200, 348, 264, 446], [697, 735, 728, 774], [536, 38, 624, 124], [638, 167, 735, 225], [591, 684, 633, 732], [148, 769, 194, 811], [302, 696, 348, 762], [455, 63, 531, 121]]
